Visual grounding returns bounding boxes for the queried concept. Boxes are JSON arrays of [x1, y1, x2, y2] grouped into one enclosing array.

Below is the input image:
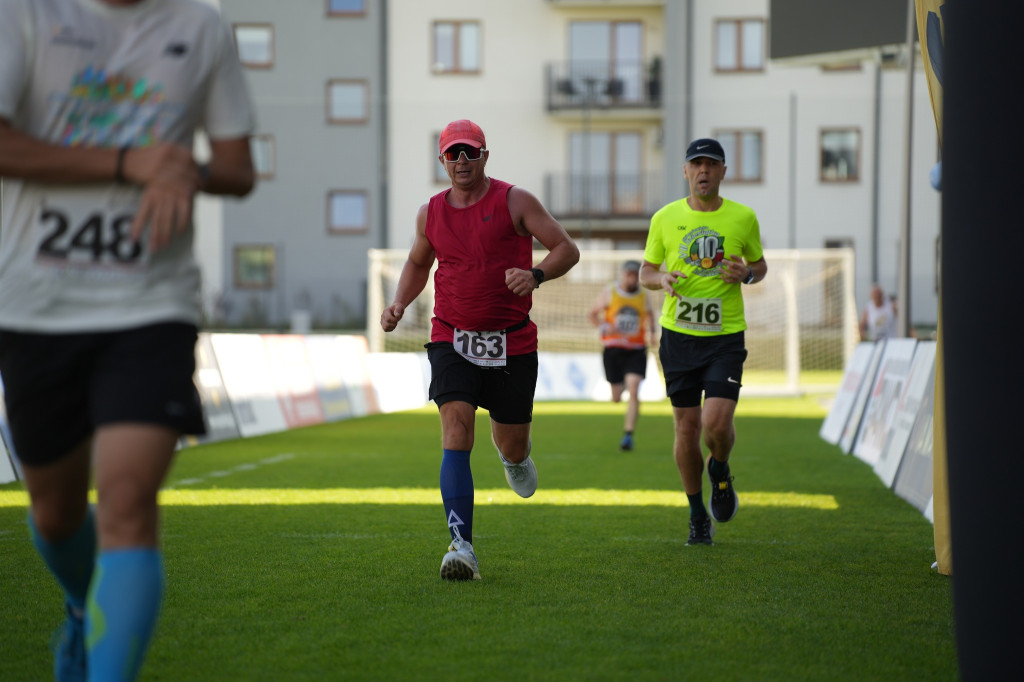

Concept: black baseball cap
[[685, 138, 725, 163]]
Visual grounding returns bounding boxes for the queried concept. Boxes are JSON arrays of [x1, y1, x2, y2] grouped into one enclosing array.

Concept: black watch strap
[[530, 268, 545, 287], [743, 267, 755, 285]]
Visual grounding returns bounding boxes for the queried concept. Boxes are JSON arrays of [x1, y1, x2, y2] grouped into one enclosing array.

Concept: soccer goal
[[367, 248, 858, 394]]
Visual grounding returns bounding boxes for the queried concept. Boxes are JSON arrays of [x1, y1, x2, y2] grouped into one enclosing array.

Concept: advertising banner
[[262, 335, 325, 428], [853, 339, 919, 466], [875, 341, 937, 486], [820, 342, 876, 445], [209, 334, 288, 437]]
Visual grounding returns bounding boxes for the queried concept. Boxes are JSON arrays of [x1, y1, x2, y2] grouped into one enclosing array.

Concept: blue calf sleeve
[[28, 507, 96, 610], [87, 548, 165, 682]]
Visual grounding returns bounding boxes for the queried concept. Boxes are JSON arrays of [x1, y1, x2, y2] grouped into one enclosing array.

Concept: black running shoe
[[686, 516, 715, 545], [707, 456, 739, 523]]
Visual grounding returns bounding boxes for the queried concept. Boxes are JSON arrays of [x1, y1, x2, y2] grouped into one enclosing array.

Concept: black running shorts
[[658, 329, 748, 408], [425, 342, 537, 424], [0, 322, 206, 466], [602, 347, 648, 385]]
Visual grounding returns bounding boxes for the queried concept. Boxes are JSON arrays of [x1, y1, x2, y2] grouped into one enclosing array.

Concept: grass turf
[[0, 397, 957, 681]]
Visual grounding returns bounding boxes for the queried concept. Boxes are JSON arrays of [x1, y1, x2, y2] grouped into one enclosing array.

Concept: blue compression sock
[[440, 449, 474, 544], [28, 507, 96, 610], [87, 548, 165, 682]]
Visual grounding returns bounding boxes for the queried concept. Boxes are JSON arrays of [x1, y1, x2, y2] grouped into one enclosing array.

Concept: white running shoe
[[440, 538, 481, 581], [500, 453, 538, 498]]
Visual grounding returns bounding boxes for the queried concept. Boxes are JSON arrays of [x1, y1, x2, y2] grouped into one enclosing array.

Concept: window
[[328, 190, 369, 234], [569, 130, 644, 215], [326, 0, 365, 16], [820, 128, 861, 182], [234, 24, 273, 68], [715, 130, 764, 182], [568, 21, 644, 104], [234, 245, 275, 289], [715, 19, 764, 72], [433, 21, 481, 73], [327, 79, 369, 124], [250, 135, 275, 180], [432, 133, 449, 184]]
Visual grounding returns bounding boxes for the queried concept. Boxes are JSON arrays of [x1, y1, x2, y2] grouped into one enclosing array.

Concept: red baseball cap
[[439, 119, 486, 153]]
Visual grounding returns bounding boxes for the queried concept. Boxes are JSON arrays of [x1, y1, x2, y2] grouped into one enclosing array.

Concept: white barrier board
[[820, 343, 876, 445], [329, 335, 378, 417], [182, 333, 241, 447], [892, 366, 938, 515], [536, 352, 605, 401], [853, 339, 918, 466], [262, 335, 325, 428], [0, 375, 20, 483], [875, 341, 937, 487], [209, 334, 288, 437], [303, 335, 358, 422], [839, 341, 887, 454], [366, 352, 429, 413]]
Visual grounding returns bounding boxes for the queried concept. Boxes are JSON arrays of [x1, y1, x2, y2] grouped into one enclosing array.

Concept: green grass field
[[0, 397, 957, 681]]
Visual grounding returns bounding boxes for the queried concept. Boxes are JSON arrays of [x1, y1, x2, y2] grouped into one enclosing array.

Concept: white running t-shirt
[[0, 0, 256, 332]]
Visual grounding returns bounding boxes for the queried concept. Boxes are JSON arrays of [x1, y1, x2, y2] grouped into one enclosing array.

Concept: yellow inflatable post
[[915, 0, 949, 575]]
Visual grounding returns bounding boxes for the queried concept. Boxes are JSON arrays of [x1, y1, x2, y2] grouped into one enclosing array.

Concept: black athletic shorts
[[602, 346, 648, 384], [659, 329, 747, 408], [0, 322, 205, 466], [425, 342, 537, 424]]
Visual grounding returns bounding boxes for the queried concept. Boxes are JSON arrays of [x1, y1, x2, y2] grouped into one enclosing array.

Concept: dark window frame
[[714, 128, 765, 183], [326, 79, 370, 125], [819, 127, 862, 183], [432, 20, 483, 75], [714, 17, 766, 73], [326, 0, 367, 17], [327, 189, 370, 235], [233, 244, 276, 290], [233, 23, 275, 70]]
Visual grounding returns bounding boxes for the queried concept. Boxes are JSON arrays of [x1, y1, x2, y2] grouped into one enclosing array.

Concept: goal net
[[367, 248, 858, 394]]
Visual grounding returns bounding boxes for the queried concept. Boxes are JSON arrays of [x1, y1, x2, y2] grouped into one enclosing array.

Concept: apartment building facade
[[205, 0, 386, 329], [388, 0, 941, 325], [182, 0, 939, 329]]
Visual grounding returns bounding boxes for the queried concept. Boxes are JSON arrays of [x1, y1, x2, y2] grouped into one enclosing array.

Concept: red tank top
[[426, 178, 538, 355]]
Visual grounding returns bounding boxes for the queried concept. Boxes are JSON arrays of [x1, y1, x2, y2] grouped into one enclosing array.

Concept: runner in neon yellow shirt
[[640, 138, 767, 546]]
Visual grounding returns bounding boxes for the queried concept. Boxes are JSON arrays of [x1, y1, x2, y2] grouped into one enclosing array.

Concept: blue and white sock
[[86, 548, 165, 682], [28, 507, 96, 611], [440, 448, 474, 544]]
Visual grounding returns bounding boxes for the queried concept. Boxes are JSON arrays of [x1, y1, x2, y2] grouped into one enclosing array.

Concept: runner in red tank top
[[380, 119, 579, 581]]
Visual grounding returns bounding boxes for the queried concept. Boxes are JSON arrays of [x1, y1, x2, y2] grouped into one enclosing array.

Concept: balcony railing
[[544, 172, 664, 219], [546, 59, 662, 111]]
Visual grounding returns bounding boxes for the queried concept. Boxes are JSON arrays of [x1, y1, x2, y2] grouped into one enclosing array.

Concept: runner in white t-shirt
[[0, 1, 256, 678]]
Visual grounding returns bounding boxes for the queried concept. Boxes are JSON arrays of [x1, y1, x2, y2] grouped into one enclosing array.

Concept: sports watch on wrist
[[743, 267, 755, 285], [530, 268, 545, 288]]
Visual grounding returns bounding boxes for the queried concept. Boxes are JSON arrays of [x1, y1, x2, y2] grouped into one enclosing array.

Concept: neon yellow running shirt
[[643, 197, 763, 336]]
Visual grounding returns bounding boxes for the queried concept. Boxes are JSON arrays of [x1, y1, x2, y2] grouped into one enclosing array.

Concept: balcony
[[546, 59, 662, 113], [547, 0, 665, 7], [544, 171, 665, 232]]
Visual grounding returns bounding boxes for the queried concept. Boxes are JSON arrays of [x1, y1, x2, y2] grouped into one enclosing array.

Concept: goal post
[[367, 248, 858, 394]]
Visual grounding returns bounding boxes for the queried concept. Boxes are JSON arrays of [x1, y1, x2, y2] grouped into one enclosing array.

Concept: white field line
[[166, 453, 296, 488]]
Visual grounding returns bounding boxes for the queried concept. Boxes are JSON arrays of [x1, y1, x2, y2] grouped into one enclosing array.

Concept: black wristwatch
[[743, 267, 755, 285], [530, 268, 545, 288]]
